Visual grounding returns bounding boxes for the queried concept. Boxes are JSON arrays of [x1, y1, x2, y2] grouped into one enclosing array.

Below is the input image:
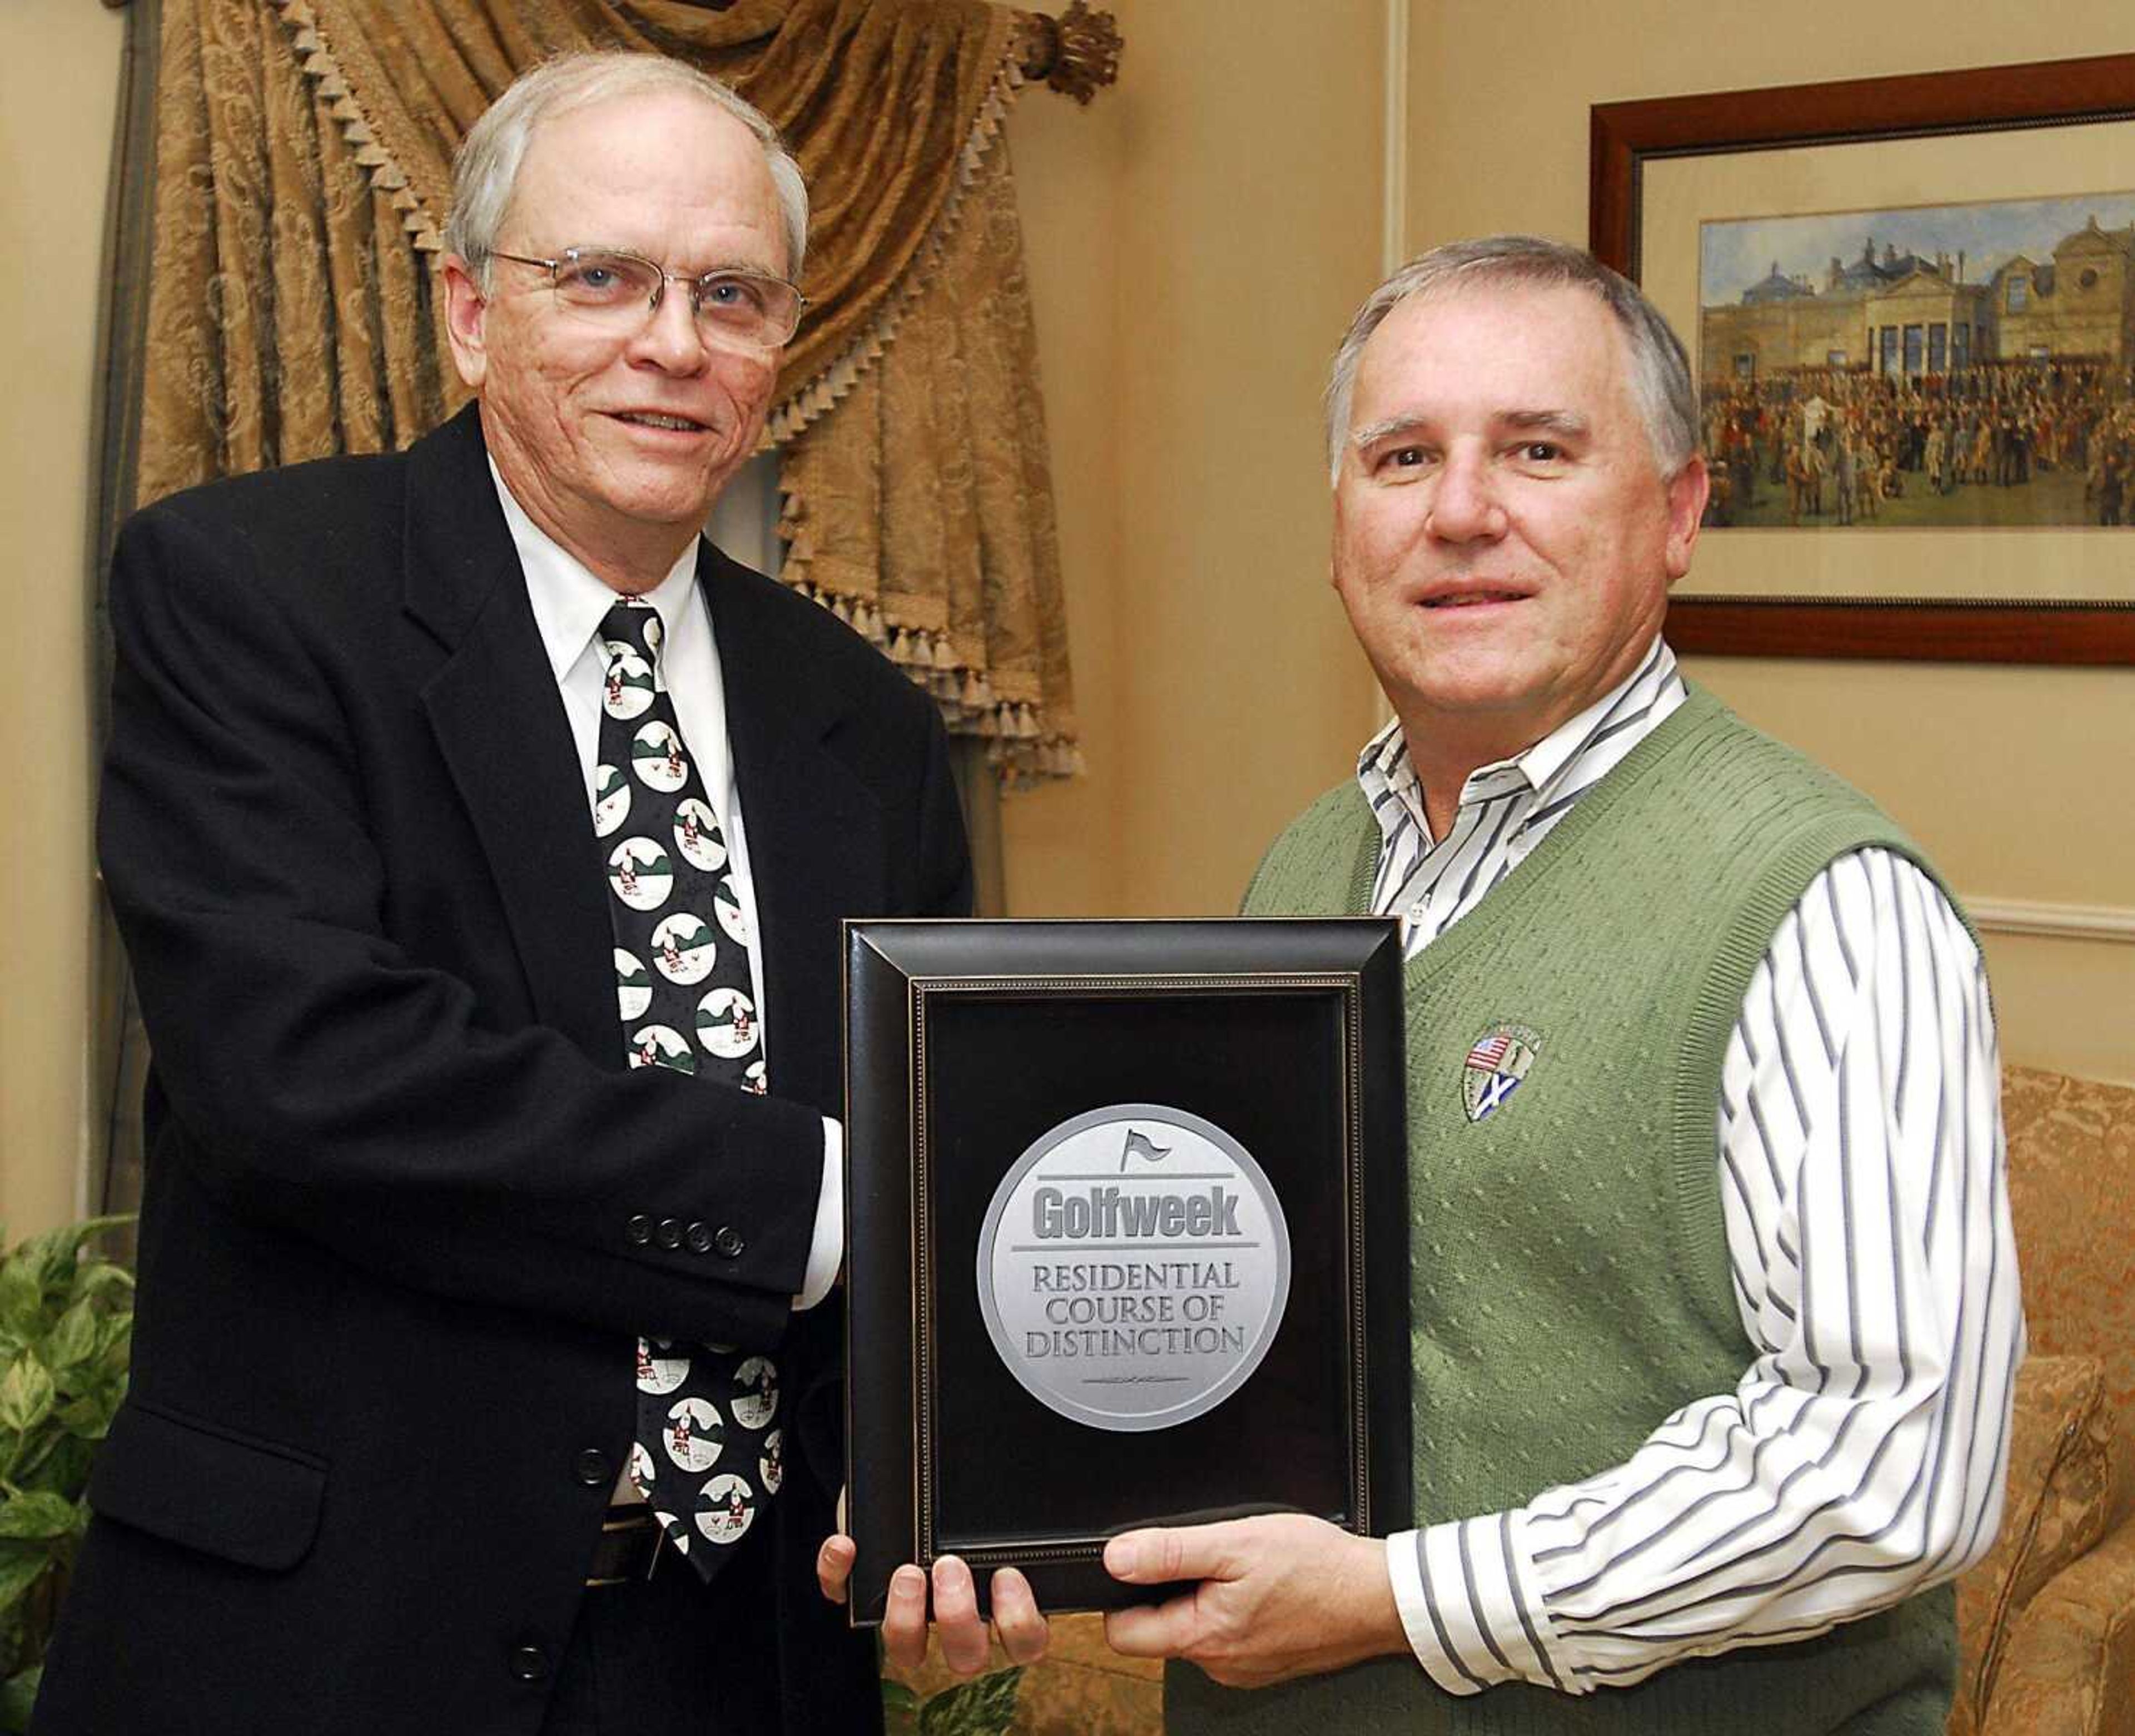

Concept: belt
[[585, 1505, 667, 1588]]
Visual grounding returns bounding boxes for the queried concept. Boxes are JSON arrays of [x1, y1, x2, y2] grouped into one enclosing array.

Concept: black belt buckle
[[585, 1506, 663, 1588]]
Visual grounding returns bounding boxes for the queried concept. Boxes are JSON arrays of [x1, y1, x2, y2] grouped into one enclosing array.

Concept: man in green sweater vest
[[1090, 239, 2022, 1733]]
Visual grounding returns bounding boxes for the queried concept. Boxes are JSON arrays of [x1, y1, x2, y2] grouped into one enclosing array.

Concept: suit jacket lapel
[[404, 406, 620, 1063], [704, 540, 885, 1110]]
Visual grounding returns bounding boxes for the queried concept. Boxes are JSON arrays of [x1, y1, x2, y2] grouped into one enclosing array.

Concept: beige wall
[[0, 1, 125, 1236], [1008, 0, 2135, 1083], [1003, 0, 1386, 917], [8, 6, 2128, 1234], [1405, 1, 2135, 1084]]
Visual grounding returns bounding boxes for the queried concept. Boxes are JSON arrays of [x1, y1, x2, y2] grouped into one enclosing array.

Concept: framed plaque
[[842, 918, 1409, 1621]]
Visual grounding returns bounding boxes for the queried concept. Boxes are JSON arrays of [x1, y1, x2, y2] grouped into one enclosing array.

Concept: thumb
[[1104, 1523, 1235, 1584]]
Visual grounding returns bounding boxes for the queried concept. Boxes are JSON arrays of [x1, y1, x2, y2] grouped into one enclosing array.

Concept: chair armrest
[[1980, 1521, 2135, 1736]]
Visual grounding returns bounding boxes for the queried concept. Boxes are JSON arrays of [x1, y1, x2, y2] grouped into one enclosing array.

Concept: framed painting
[[1591, 52, 2135, 664]]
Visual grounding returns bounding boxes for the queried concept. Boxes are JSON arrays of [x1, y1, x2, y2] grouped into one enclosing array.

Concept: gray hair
[[1323, 235, 1699, 480], [445, 51, 809, 289]]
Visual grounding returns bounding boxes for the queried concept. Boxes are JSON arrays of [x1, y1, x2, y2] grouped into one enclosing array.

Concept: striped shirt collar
[[1358, 637, 1683, 849]]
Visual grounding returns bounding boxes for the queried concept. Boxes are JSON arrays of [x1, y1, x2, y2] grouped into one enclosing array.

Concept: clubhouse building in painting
[[1701, 215, 2135, 381]]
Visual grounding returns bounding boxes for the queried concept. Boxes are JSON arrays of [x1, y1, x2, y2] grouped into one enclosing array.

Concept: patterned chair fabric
[[1953, 1064, 2135, 1735]]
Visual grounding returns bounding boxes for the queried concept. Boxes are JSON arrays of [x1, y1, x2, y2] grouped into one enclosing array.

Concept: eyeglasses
[[490, 247, 806, 349]]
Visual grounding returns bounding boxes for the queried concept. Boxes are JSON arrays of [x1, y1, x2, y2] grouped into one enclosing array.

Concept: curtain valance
[[132, 0, 1078, 774]]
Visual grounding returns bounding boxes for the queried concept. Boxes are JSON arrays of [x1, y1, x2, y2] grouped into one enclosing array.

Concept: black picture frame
[[841, 917, 1409, 1621]]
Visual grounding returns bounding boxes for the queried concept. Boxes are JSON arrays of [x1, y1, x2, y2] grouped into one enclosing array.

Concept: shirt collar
[[490, 458, 701, 680], [1517, 637, 1675, 803], [1356, 636, 1676, 830]]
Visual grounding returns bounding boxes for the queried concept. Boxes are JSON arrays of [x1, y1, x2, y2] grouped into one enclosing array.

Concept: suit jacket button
[[573, 1448, 612, 1487], [713, 1226, 744, 1259], [684, 1221, 713, 1254], [655, 1217, 682, 1249], [509, 1643, 550, 1683], [625, 1214, 653, 1246]]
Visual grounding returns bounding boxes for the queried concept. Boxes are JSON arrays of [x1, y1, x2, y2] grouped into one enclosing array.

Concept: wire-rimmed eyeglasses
[[490, 246, 806, 349]]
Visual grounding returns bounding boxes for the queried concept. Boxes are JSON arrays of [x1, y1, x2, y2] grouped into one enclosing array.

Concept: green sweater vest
[[1166, 689, 1961, 1735]]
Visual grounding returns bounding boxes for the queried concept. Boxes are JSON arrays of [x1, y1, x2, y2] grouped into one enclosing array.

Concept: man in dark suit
[[37, 51, 988, 1736]]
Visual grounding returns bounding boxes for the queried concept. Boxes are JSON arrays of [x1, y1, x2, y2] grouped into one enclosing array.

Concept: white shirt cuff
[[1386, 1515, 1579, 1697], [793, 1117, 844, 1311]]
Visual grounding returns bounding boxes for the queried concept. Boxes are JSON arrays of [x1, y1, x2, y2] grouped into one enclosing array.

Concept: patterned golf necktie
[[594, 597, 783, 1579]]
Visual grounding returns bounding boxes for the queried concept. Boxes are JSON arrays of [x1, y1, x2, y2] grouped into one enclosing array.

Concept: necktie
[[595, 598, 782, 1579]]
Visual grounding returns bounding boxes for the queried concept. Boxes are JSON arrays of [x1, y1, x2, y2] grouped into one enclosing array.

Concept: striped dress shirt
[[1366, 638, 2023, 1695]]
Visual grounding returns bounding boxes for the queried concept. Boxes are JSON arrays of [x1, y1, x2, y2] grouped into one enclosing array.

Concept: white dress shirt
[[492, 464, 842, 1312], [1364, 638, 2023, 1695]]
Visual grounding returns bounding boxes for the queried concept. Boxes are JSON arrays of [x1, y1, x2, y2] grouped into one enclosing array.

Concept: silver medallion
[[974, 1104, 1290, 1433]]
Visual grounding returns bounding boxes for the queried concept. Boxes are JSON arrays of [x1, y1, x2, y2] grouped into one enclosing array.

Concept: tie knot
[[599, 600, 665, 675]]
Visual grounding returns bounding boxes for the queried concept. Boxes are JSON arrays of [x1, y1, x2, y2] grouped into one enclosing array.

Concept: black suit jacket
[[36, 406, 969, 1735]]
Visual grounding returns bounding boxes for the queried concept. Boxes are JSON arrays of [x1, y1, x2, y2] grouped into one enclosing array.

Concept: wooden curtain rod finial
[[1017, 2, 1123, 105]]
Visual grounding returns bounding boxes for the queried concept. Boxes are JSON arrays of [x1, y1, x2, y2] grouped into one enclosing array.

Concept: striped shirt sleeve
[[1385, 848, 2023, 1694]]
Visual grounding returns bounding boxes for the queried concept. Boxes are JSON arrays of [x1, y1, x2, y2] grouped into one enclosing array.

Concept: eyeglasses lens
[[550, 250, 800, 346]]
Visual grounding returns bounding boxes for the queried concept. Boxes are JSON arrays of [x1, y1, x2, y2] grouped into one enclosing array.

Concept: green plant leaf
[[0, 1217, 133, 1699], [93, 1312, 132, 1360], [21, 1229, 84, 1299], [0, 1663, 39, 1735], [0, 1263, 40, 1346], [41, 1305, 97, 1379], [68, 1262, 132, 1307], [0, 1360, 53, 1439], [46, 1366, 89, 1406], [0, 1495, 73, 1541], [916, 1665, 1025, 1736], [21, 1448, 93, 1521], [880, 1677, 920, 1735], [39, 1220, 131, 1282], [51, 1398, 112, 1444], [62, 1217, 135, 1246], [0, 1551, 49, 1617]]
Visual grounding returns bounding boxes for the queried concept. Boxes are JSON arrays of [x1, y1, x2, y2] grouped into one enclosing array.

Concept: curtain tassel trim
[[784, 580, 1077, 786], [274, 1, 442, 254], [764, 55, 1024, 447]]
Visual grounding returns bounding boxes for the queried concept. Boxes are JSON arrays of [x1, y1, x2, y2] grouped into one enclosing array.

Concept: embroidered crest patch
[[1461, 1023, 1541, 1123]]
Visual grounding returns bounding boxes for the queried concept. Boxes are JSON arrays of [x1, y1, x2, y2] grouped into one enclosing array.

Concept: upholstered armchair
[[1950, 1064, 2135, 1734], [892, 1064, 2135, 1734]]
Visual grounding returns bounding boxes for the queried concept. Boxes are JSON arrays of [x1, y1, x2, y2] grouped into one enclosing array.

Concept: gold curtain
[[132, 0, 1077, 776]]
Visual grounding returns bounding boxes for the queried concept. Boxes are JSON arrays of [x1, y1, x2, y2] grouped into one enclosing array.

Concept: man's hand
[[1103, 1514, 1406, 1688], [816, 1534, 1050, 1676]]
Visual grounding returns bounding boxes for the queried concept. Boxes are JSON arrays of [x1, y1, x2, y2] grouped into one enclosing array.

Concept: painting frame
[[1591, 52, 2135, 666]]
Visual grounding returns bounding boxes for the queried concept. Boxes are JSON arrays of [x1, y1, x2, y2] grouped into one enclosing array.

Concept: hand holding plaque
[[841, 918, 1408, 1621], [1102, 1512, 1408, 1686], [816, 1539, 1050, 1674]]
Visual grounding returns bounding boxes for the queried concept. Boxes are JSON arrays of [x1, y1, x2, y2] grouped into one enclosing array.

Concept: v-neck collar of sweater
[[1344, 685, 1729, 990]]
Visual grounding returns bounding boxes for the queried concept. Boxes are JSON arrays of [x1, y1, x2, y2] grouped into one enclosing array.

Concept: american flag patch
[[1465, 1033, 1513, 1070]]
